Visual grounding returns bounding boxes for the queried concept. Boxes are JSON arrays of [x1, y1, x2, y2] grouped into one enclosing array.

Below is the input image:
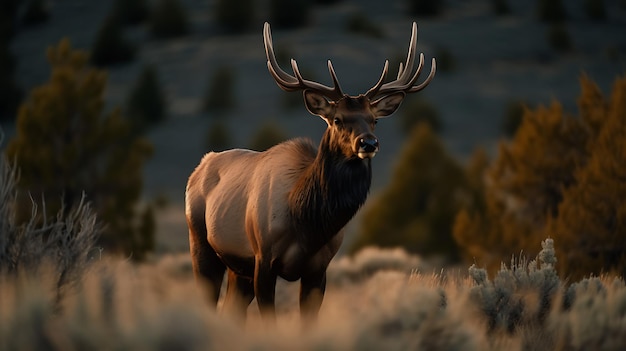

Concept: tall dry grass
[[2, 152, 626, 350], [2, 241, 626, 350]]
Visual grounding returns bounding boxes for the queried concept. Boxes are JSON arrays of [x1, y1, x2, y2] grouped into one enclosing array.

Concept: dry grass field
[[2, 237, 626, 350]]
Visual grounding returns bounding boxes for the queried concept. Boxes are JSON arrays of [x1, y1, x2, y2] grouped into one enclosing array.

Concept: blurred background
[[1, 0, 625, 275]]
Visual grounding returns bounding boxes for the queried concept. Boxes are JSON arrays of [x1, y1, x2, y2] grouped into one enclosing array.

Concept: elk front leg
[[221, 270, 254, 323], [254, 256, 277, 322], [300, 270, 326, 325]]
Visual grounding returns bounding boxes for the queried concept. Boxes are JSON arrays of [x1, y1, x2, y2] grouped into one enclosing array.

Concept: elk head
[[263, 22, 436, 160]]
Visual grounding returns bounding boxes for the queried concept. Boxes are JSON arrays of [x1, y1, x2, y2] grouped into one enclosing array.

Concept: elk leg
[[189, 228, 225, 306], [300, 270, 326, 325], [222, 269, 254, 322], [254, 257, 277, 322]]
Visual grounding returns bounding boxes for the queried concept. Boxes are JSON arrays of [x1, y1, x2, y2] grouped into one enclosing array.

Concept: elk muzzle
[[355, 134, 379, 159]]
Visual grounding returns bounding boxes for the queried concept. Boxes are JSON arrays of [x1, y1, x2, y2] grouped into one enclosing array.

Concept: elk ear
[[371, 92, 406, 118], [304, 90, 334, 121]]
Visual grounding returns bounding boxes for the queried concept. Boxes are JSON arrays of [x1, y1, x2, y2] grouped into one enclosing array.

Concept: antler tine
[[365, 60, 389, 99], [326, 60, 344, 97], [397, 62, 404, 80], [366, 22, 436, 99], [408, 57, 436, 93], [263, 22, 344, 100], [396, 22, 418, 85], [264, 23, 298, 89]]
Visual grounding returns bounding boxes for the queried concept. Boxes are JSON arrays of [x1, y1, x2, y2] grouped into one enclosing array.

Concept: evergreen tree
[[407, 0, 444, 17], [202, 65, 236, 113], [112, 0, 150, 26], [351, 123, 468, 260], [205, 120, 232, 151], [149, 0, 189, 39], [0, 3, 22, 122], [454, 75, 626, 278], [547, 76, 626, 279], [126, 64, 167, 133], [270, 0, 310, 29], [398, 97, 442, 134], [248, 121, 288, 151], [215, 0, 254, 33], [537, 0, 567, 22], [21, 0, 50, 26], [6, 39, 154, 259], [91, 15, 135, 66], [0, 36, 22, 122], [454, 101, 589, 270]]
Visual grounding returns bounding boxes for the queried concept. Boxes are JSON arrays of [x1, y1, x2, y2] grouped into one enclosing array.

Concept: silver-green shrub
[[468, 238, 560, 333], [0, 154, 100, 301]]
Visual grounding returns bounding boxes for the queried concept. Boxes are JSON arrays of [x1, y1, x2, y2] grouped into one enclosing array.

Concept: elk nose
[[357, 136, 379, 159], [360, 138, 379, 153]]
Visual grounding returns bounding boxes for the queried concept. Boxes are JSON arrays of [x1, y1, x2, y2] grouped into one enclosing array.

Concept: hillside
[[6, 0, 626, 252]]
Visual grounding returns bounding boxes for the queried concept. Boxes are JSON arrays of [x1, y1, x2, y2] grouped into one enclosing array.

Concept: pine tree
[[215, 0, 254, 33], [351, 123, 468, 260], [270, 0, 310, 29], [454, 101, 589, 270], [547, 76, 626, 279], [248, 121, 288, 151], [126, 64, 166, 133], [453, 75, 626, 277], [205, 120, 232, 152], [91, 15, 135, 66], [0, 5, 22, 122], [112, 0, 150, 26], [6, 39, 154, 259], [202, 66, 235, 114], [0, 36, 22, 122], [149, 0, 189, 39]]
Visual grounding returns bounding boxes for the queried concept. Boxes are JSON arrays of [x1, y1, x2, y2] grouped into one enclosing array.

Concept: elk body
[[185, 22, 435, 322]]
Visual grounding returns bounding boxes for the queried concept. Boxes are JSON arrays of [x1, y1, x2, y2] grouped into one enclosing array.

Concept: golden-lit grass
[[2, 244, 625, 350]]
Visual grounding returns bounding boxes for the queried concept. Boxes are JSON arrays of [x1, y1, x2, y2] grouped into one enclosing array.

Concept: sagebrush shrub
[[2, 240, 626, 350], [0, 154, 100, 301], [468, 239, 560, 334], [328, 247, 423, 286]]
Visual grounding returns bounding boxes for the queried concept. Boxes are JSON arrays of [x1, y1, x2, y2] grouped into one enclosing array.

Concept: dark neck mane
[[288, 130, 372, 253]]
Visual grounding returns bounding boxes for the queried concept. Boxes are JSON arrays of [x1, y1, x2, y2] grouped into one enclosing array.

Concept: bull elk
[[185, 22, 435, 323]]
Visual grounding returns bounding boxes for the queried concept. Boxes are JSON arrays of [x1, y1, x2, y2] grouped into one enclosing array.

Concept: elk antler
[[263, 22, 345, 101], [365, 22, 436, 100]]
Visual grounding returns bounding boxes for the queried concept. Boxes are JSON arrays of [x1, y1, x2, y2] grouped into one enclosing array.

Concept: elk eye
[[374, 119, 378, 125], [333, 118, 342, 125]]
